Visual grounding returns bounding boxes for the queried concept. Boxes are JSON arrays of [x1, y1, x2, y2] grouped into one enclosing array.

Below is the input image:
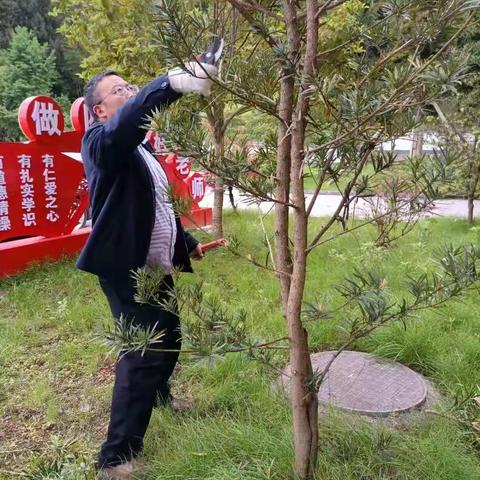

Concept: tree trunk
[[411, 130, 424, 158], [287, 180, 318, 480], [467, 160, 480, 224], [287, 307, 318, 480], [228, 184, 236, 210], [274, 1, 299, 311], [228, 1, 319, 478], [274, 78, 294, 309], [468, 195, 474, 224], [285, 2, 319, 479], [213, 175, 224, 237], [410, 108, 424, 158], [209, 103, 226, 238]]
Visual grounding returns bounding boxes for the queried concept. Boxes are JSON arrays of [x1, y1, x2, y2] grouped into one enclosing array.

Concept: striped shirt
[[137, 144, 177, 273]]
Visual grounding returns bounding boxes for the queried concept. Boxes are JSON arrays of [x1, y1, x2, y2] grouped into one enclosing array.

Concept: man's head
[[84, 70, 139, 122]]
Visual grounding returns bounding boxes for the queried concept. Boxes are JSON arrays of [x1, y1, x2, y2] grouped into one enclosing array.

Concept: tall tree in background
[[433, 11, 480, 223], [51, 0, 161, 84], [0, 0, 83, 100], [433, 99, 480, 223], [0, 27, 58, 141]]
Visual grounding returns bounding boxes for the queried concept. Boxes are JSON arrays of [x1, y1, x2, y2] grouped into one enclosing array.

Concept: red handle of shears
[[200, 238, 226, 252]]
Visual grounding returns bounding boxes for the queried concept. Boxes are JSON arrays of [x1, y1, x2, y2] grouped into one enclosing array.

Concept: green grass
[[1, 213, 479, 479]]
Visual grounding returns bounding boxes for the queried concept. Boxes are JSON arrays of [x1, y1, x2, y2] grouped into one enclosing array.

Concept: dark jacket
[[76, 75, 198, 279]]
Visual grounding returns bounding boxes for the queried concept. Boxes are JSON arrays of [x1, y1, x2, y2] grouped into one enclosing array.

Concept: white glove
[[168, 62, 217, 96]]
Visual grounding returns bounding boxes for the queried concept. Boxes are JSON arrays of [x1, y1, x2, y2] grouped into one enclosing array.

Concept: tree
[[0, 0, 84, 100], [50, 0, 480, 477], [430, 14, 480, 223], [0, 26, 58, 141], [51, 0, 163, 84], [144, 1, 480, 478], [433, 101, 480, 223]]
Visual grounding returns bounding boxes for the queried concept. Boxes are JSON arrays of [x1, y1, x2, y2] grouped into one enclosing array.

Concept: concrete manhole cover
[[282, 350, 428, 417]]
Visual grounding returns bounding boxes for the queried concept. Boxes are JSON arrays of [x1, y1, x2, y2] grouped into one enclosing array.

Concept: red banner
[[0, 143, 85, 241]]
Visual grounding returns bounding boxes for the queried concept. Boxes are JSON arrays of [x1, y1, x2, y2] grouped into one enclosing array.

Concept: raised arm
[[82, 62, 217, 172], [83, 76, 180, 171]]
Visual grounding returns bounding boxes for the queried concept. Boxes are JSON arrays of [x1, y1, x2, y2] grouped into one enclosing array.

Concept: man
[[77, 61, 217, 478]]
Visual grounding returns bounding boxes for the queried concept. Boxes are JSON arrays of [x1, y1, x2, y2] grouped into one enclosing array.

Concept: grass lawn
[[1, 213, 479, 479]]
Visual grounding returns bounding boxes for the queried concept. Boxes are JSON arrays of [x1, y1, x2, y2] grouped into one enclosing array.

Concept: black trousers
[[97, 274, 181, 468]]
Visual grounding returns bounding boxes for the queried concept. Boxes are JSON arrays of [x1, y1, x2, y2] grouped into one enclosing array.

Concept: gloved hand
[[168, 62, 217, 96]]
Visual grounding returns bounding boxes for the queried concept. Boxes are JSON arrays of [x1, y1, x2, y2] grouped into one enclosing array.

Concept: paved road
[[199, 188, 480, 219]]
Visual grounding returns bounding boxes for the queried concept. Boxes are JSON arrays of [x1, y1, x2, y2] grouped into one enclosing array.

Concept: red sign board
[[0, 144, 85, 241], [174, 156, 192, 180], [70, 97, 95, 133], [146, 130, 168, 154], [186, 171, 206, 204], [18, 96, 65, 142], [1, 95, 211, 277]]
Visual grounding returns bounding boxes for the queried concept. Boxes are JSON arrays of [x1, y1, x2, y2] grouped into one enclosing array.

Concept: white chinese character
[[22, 197, 35, 211], [176, 157, 191, 176], [191, 177, 205, 200], [0, 216, 11, 231], [43, 168, 55, 182], [46, 210, 60, 222], [23, 212, 36, 227], [42, 154, 55, 168], [21, 183, 34, 197], [0, 171, 5, 185], [45, 181, 57, 196], [45, 195, 57, 209], [0, 185, 7, 200], [31, 101, 61, 136], [18, 154, 31, 169], [0, 156, 3, 169], [0, 201, 8, 216], [20, 169, 33, 183]]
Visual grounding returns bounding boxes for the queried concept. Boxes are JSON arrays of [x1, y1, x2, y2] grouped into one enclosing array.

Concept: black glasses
[[96, 84, 139, 105]]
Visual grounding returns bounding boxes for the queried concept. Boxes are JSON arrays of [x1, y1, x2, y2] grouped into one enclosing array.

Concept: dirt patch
[[0, 365, 114, 473], [0, 407, 54, 469], [95, 363, 116, 385]]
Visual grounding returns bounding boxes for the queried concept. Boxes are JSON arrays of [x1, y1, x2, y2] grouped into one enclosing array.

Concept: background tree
[[430, 13, 480, 223], [433, 101, 480, 223], [0, 0, 83, 100], [51, 0, 160, 85], [0, 27, 59, 141]]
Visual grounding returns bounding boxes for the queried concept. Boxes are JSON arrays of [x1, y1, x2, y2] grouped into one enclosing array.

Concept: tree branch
[[222, 105, 252, 134], [310, 13, 475, 155], [226, 0, 279, 48], [306, 139, 377, 249]]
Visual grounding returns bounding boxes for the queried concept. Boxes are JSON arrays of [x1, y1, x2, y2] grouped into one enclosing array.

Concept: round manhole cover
[[282, 351, 428, 417]]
